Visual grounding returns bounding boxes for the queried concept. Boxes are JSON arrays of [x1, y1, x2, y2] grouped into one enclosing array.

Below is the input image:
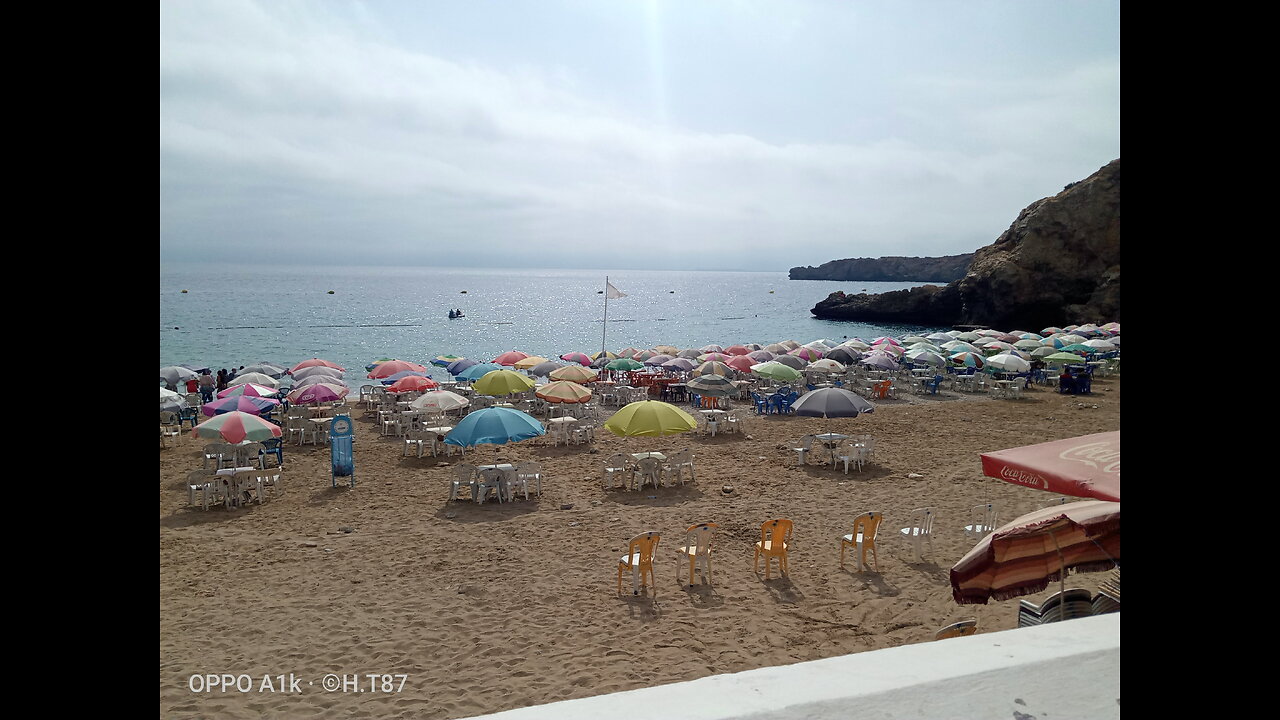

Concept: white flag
[[605, 281, 627, 299]]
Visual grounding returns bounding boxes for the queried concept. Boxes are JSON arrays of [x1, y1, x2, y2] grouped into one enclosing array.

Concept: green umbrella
[[1043, 352, 1087, 364], [472, 369, 537, 396], [750, 360, 802, 382], [606, 358, 644, 371]]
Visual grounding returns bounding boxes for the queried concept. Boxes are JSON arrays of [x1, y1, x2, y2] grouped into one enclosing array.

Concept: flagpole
[[601, 275, 609, 356]]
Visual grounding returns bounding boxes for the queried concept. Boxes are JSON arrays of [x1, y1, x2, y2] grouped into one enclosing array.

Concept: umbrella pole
[[1050, 530, 1066, 609]]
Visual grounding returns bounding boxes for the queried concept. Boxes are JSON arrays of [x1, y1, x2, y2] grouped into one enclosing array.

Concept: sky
[[159, 0, 1120, 272]]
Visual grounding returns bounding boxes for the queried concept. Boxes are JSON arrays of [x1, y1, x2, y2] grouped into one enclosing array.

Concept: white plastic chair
[[403, 430, 427, 458], [677, 522, 719, 586], [515, 461, 543, 497], [450, 464, 478, 502], [665, 449, 696, 485], [602, 454, 630, 490], [836, 442, 866, 474], [792, 434, 816, 466], [476, 468, 505, 503], [963, 503, 999, 539], [632, 458, 664, 491], [899, 507, 935, 562]]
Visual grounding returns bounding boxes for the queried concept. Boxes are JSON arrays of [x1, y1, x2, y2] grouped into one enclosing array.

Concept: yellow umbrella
[[549, 365, 599, 383], [535, 380, 593, 404], [603, 401, 697, 437], [513, 356, 550, 371], [472, 369, 537, 396], [590, 350, 618, 360], [653, 345, 679, 355]]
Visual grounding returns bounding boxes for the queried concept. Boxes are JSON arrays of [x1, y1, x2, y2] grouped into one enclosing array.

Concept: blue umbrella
[[444, 407, 546, 448], [457, 363, 504, 382], [447, 358, 482, 376]]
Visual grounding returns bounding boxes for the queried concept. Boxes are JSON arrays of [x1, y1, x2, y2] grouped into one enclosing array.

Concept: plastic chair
[[186, 470, 216, 510], [632, 457, 664, 491], [254, 467, 282, 501], [160, 412, 183, 448], [839, 511, 882, 572], [515, 461, 543, 497], [963, 503, 999, 539], [665, 449, 696, 485], [754, 518, 793, 579], [403, 430, 428, 458], [935, 619, 978, 640], [618, 531, 661, 595], [723, 411, 741, 434], [677, 522, 719, 586], [792, 435, 815, 466], [836, 442, 866, 474], [476, 468, 505, 503], [259, 438, 284, 468], [602, 453, 630, 490], [899, 507, 935, 562], [751, 392, 768, 415], [450, 463, 478, 502]]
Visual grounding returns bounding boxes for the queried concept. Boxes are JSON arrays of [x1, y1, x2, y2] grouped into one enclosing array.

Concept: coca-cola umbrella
[[286, 382, 349, 405], [981, 431, 1120, 502], [950, 500, 1120, 605]]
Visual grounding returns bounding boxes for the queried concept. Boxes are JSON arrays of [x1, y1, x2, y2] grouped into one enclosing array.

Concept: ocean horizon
[[159, 263, 946, 380]]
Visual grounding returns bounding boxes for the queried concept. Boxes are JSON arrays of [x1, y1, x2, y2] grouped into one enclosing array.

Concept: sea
[[159, 264, 949, 382]]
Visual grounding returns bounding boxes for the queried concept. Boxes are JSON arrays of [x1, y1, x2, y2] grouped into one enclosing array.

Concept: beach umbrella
[[409, 390, 470, 413], [807, 358, 847, 373], [925, 333, 954, 344], [985, 353, 1031, 373], [473, 369, 537, 396], [763, 343, 789, 354], [240, 363, 287, 378], [949, 351, 985, 369], [692, 360, 732, 377], [839, 339, 871, 351], [447, 358, 481, 376], [228, 372, 281, 389], [773, 354, 807, 369], [368, 360, 430, 379], [654, 345, 681, 355], [1028, 346, 1057, 359], [788, 347, 825, 361], [644, 354, 675, 367], [560, 352, 593, 366], [1082, 339, 1117, 352], [493, 351, 530, 366], [291, 366, 345, 382], [160, 386, 183, 403], [725, 355, 757, 372], [387, 375, 439, 393], [632, 350, 657, 361], [295, 375, 349, 389], [791, 387, 875, 435], [779, 340, 801, 350], [747, 349, 776, 362], [217, 382, 279, 399], [432, 355, 465, 367], [1042, 352, 1088, 365], [904, 350, 946, 367], [549, 365, 599, 383], [535, 380, 593, 404], [724, 345, 751, 356], [190, 410, 282, 444], [1013, 339, 1045, 351], [513, 356, 549, 371], [699, 344, 724, 353], [660, 357, 695, 372], [950, 500, 1120, 606], [527, 360, 567, 377], [859, 352, 900, 372], [686, 374, 736, 398], [444, 407, 545, 449], [457, 363, 505, 382], [1058, 343, 1094, 356], [750, 361, 802, 383], [982, 431, 1120, 502], [590, 350, 618, 361], [955, 332, 981, 342], [698, 352, 732, 363], [286, 382, 349, 405], [606, 358, 644, 371], [603, 401, 698, 438], [677, 348, 703, 359], [201, 395, 278, 417], [942, 340, 981, 354], [820, 347, 858, 365], [160, 366, 199, 387], [378, 370, 431, 385], [590, 356, 613, 369], [291, 358, 344, 373]]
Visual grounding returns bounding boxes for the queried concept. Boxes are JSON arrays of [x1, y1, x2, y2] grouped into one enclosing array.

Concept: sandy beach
[[160, 374, 1119, 719]]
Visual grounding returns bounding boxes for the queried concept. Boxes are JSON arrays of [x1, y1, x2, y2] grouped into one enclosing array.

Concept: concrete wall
[[464, 613, 1120, 720]]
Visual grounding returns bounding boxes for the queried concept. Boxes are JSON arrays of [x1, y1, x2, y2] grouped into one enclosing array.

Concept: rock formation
[[789, 254, 974, 282], [811, 159, 1120, 329]]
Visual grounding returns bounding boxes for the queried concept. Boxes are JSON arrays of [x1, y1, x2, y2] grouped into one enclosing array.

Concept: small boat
[[449, 309, 465, 319]]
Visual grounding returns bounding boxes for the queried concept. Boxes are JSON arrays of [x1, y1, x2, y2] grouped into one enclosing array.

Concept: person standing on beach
[[198, 370, 216, 404], [217, 369, 228, 393]]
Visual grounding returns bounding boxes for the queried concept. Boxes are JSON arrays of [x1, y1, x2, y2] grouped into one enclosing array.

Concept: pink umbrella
[[367, 360, 430, 379], [290, 358, 345, 373], [201, 395, 279, 416], [286, 382, 349, 405], [387, 375, 439, 393], [726, 355, 756, 372], [788, 347, 825, 361], [698, 352, 732, 363], [493, 351, 530, 366], [216, 382, 279, 399], [981, 431, 1120, 502], [560, 352, 593, 366], [191, 411, 283, 444]]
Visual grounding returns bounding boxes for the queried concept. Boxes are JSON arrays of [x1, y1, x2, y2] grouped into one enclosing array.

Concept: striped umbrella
[[190, 410, 283, 444], [368, 360, 430, 379], [686, 374, 736, 398], [201, 395, 278, 417], [535, 380, 593, 404], [217, 382, 279, 399], [549, 365, 599, 383], [560, 352, 593, 366], [692, 360, 732, 377]]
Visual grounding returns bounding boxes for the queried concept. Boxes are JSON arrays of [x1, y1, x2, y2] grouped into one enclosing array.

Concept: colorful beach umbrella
[[807, 358, 847, 373], [160, 366, 199, 386], [535, 380, 593, 404], [788, 347, 825, 361], [686, 374, 736, 398], [472, 369, 537, 396], [378, 370, 430, 385], [985, 353, 1031, 373], [216, 382, 279, 399], [527, 360, 567, 377], [725, 355, 756, 372], [446, 358, 481, 376], [698, 352, 732, 364], [292, 366, 344, 382], [660, 357, 695, 372], [603, 401, 698, 438], [432, 355, 465, 367], [368, 360, 430, 379], [560, 352, 593, 366], [1042, 352, 1087, 365], [443, 407, 545, 448], [286, 382, 349, 405], [201, 395, 278, 417], [387, 375, 439, 393], [190, 410, 283, 444], [290, 358, 344, 373], [513, 356, 550, 371], [493, 351, 531, 366]]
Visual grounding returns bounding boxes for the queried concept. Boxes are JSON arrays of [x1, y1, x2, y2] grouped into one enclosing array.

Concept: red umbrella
[[367, 360, 430, 379], [560, 352, 593, 366], [725, 355, 755, 372], [387, 375, 439, 392], [201, 395, 279, 417], [290, 358, 345, 373], [191, 411, 283, 444], [724, 345, 751, 356], [950, 500, 1120, 605], [981, 431, 1120, 502]]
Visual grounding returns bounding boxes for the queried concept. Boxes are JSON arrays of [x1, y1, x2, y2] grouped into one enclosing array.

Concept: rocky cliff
[[789, 254, 974, 282], [811, 159, 1120, 329]]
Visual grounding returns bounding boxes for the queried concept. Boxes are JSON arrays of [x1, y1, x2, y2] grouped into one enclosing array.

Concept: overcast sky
[[159, 1, 1120, 272]]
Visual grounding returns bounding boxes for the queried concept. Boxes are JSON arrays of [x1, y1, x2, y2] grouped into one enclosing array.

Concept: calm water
[[159, 264, 946, 381]]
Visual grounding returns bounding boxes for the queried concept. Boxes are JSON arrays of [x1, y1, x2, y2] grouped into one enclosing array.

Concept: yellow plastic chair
[[618, 531, 661, 595], [677, 522, 719, 586], [935, 619, 978, 640], [754, 518, 793, 579], [839, 511, 882, 572]]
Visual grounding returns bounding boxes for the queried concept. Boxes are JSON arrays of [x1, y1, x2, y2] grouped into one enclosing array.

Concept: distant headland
[[789, 255, 974, 283]]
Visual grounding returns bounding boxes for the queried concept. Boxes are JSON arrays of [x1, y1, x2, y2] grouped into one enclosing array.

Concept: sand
[[159, 374, 1120, 719]]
